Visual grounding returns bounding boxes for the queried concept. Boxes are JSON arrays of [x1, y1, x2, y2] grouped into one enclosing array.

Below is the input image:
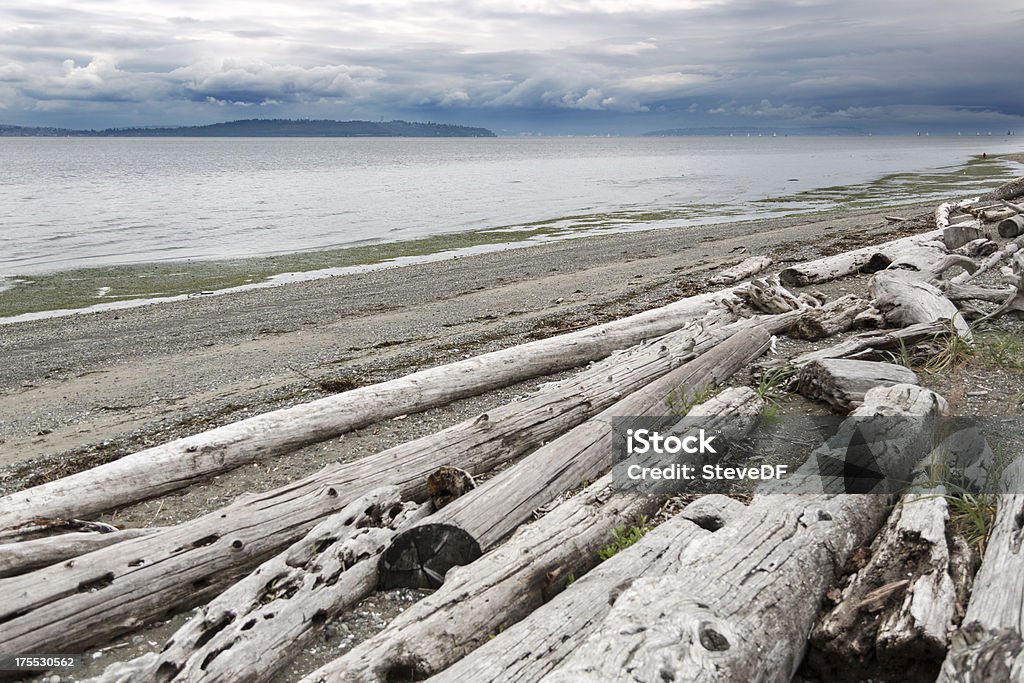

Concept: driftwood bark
[[805, 493, 976, 682], [979, 175, 1024, 202], [791, 321, 947, 367], [89, 487, 425, 683], [999, 215, 1024, 238], [298, 473, 665, 683], [378, 327, 771, 589], [707, 256, 772, 286], [954, 238, 997, 258], [943, 224, 983, 250], [544, 385, 948, 683], [940, 282, 1016, 303], [936, 202, 953, 230], [938, 462, 1024, 681], [789, 295, 872, 341], [0, 287, 739, 530], [779, 231, 942, 287], [796, 359, 919, 413], [0, 528, 158, 578], [0, 317, 743, 655], [430, 495, 748, 683], [870, 270, 971, 340]]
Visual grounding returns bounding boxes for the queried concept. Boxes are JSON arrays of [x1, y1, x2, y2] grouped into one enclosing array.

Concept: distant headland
[[0, 118, 497, 138]]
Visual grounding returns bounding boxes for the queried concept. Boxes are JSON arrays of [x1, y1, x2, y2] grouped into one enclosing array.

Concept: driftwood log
[[0, 286, 740, 530], [544, 384, 948, 682], [431, 496, 748, 683], [789, 295, 872, 341], [954, 238, 997, 258], [89, 487, 426, 683], [976, 249, 1024, 322], [707, 256, 772, 286], [779, 231, 942, 287], [979, 176, 1024, 202], [0, 528, 158, 578], [943, 224, 983, 251], [805, 493, 976, 682], [378, 327, 771, 589], [869, 270, 971, 340], [791, 321, 948, 367], [998, 216, 1024, 238], [298, 473, 664, 683], [937, 462, 1024, 682], [0, 316, 749, 655], [796, 359, 919, 413]]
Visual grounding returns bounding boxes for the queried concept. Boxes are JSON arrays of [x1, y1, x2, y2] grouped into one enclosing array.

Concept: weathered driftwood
[[976, 250, 1024, 322], [0, 287, 740, 530], [0, 487, 405, 661], [378, 327, 771, 589], [298, 473, 664, 683], [544, 385, 948, 683], [0, 517, 121, 544], [954, 238, 997, 258], [851, 305, 886, 330], [938, 462, 1024, 682], [791, 321, 947, 367], [943, 224, 983, 251], [707, 256, 772, 286], [779, 230, 943, 287], [430, 496, 748, 683], [0, 528, 158, 578], [89, 487, 425, 683], [950, 247, 1008, 285], [881, 243, 977, 281], [425, 466, 475, 509], [870, 270, 971, 340], [789, 295, 872, 341], [979, 175, 1024, 202], [936, 202, 953, 230], [805, 493, 976, 683], [0, 317, 739, 655], [940, 282, 1016, 303], [735, 276, 806, 314], [796, 359, 919, 413], [998, 215, 1024, 238]]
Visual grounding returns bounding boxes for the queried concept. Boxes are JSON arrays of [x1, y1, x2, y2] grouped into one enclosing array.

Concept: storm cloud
[[0, 0, 1021, 133]]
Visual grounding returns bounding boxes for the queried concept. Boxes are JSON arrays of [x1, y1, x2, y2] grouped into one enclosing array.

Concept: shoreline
[[2, 150, 1022, 321]]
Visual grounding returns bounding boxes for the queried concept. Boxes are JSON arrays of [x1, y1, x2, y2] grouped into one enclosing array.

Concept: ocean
[[1, 135, 1021, 277]]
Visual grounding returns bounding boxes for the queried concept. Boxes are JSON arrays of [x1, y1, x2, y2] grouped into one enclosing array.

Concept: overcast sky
[[1, 0, 1021, 134]]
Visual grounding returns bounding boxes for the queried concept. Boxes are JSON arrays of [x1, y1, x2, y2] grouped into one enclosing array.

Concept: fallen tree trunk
[[805, 493, 976, 683], [940, 282, 1016, 303], [943, 224, 983, 251], [0, 286, 740, 529], [870, 270, 971, 340], [0, 316, 754, 655], [791, 321, 947, 367], [430, 495, 748, 683], [979, 175, 1024, 202], [299, 473, 663, 683], [779, 231, 943, 287], [378, 328, 771, 589], [789, 295, 872, 341], [938, 461, 1024, 682], [89, 487, 427, 683], [543, 385, 948, 683], [707, 256, 772, 286], [0, 528, 159, 578], [796, 359, 919, 413]]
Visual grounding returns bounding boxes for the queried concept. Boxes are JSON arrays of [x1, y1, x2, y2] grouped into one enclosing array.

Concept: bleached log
[[737, 276, 810, 314], [796, 359, 919, 413], [938, 462, 1024, 682], [936, 202, 953, 230], [378, 329, 771, 589], [789, 295, 872, 340], [791, 321, 947, 367], [430, 496, 747, 683], [880, 242, 977, 281], [870, 270, 972, 340], [998, 215, 1024, 238], [979, 176, 1024, 202], [0, 517, 120, 544], [954, 238, 997, 258], [0, 314, 767, 655], [89, 488, 426, 683], [940, 282, 1016, 303], [298, 473, 662, 683], [779, 230, 943, 287], [0, 286, 742, 530], [851, 306, 886, 329], [543, 385, 948, 683], [805, 493, 976, 682], [1001, 199, 1024, 214], [707, 256, 773, 286], [0, 528, 158, 578], [975, 250, 1024, 322]]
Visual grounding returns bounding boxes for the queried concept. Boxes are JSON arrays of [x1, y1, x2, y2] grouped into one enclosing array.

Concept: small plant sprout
[[599, 515, 652, 562]]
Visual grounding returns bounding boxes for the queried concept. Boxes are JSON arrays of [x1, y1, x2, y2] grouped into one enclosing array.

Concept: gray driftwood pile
[[1, 175, 1023, 683]]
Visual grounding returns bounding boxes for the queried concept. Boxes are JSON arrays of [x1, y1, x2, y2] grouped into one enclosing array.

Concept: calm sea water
[[1, 136, 1021, 276]]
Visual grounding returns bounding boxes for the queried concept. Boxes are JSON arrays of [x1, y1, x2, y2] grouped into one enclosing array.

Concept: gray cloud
[[0, 0, 1021, 132]]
